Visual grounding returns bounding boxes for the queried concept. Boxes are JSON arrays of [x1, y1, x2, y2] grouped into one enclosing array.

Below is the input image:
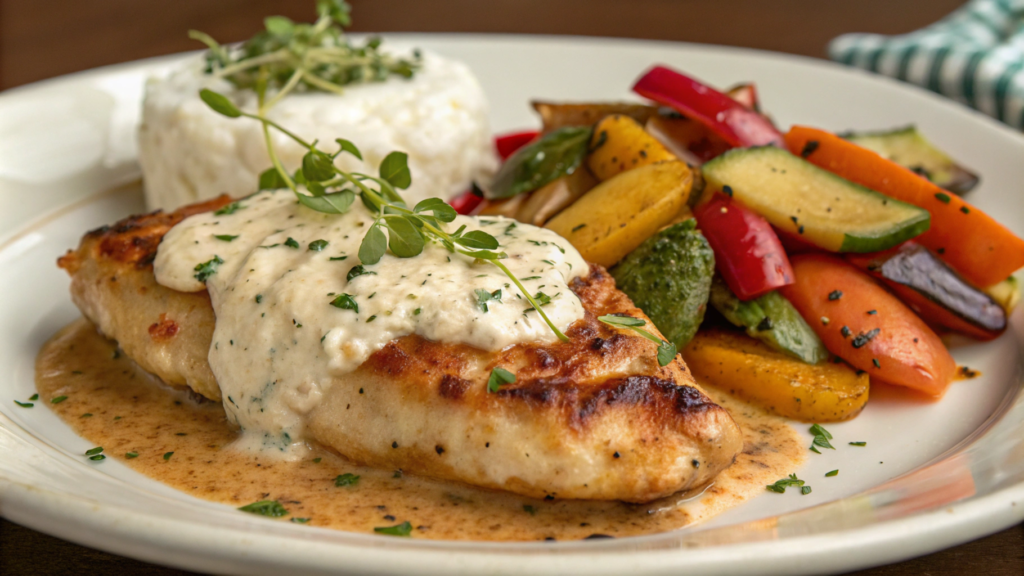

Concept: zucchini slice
[[843, 126, 980, 195], [701, 146, 930, 253]]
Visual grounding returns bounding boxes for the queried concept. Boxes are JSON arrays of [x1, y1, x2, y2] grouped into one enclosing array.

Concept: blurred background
[[1, 0, 965, 89], [1, 1, 1022, 575]]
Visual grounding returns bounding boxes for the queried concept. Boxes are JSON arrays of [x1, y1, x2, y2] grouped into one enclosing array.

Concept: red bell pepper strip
[[495, 130, 539, 160], [632, 65, 783, 148], [449, 189, 484, 215], [450, 130, 541, 214], [693, 193, 794, 300]]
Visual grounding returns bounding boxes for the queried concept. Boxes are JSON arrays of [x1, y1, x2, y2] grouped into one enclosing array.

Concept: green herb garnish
[[163, 451, 174, 460], [849, 441, 867, 447], [309, 239, 329, 251], [487, 367, 516, 393], [29, 394, 39, 401], [809, 423, 835, 451], [766, 473, 805, 494], [284, 237, 300, 249], [238, 500, 289, 517], [51, 395, 68, 404], [475, 288, 502, 312], [85, 447, 104, 456], [825, 469, 839, 477], [330, 293, 359, 312], [374, 521, 413, 537], [334, 473, 360, 487], [191, 1, 420, 105], [89, 455, 106, 461], [199, 84, 569, 343], [126, 452, 139, 459], [801, 485, 812, 495], [13, 400, 32, 408], [214, 202, 243, 216], [291, 517, 311, 524], [214, 234, 239, 242], [597, 315, 677, 367], [194, 256, 224, 282]]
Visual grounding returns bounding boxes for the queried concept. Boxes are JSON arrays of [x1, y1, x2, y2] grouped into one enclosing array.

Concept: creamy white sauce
[[154, 190, 587, 453]]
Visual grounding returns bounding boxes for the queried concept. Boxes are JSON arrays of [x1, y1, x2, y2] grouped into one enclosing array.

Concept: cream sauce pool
[[152, 190, 587, 453], [37, 318, 805, 541]]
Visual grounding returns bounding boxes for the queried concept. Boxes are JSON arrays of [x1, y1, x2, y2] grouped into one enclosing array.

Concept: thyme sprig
[[198, 85, 569, 342], [190, 0, 419, 102]]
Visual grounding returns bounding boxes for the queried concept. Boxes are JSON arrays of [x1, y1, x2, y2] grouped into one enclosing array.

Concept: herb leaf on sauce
[[374, 521, 413, 536], [475, 289, 502, 313], [238, 499, 289, 517], [214, 234, 239, 242], [766, 473, 805, 494], [334, 473, 360, 487], [194, 256, 225, 282], [330, 293, 359, 313], [809, 423, 835, 451]]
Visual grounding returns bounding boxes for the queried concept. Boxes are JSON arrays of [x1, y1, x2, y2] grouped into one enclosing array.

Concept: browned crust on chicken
[[59, 197, 743, 502]]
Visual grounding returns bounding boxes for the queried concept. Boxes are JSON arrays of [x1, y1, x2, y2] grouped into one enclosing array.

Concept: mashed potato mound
[[138, 49, 497, 210]]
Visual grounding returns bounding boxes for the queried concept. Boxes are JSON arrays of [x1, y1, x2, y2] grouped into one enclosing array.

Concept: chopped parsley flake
[[308, 239, 329, 251], [214, 234, 239, 242], [163, 451, 174, 460], [330, 293, 358, 312], [488, 367, 516, 393], [51, 395, 68, 404], [194, 255, 225, 282], [828, 290, 843, 301], [329, 255, 348, 261], [849, 442, 866, 447], [214, 202, 243, 216], [238, 500, 288, 517], [13, 400, 32, 408], [825, 469, 839, 477], [934, 192, 951, 204], [347, 265, 376, 282], [85, 447, 104, 456], [801, 485, 812, 495], [374, 521, 412, 537], [284, 237, 300, 249], [809, 423, 835, 451], [475, 288, 502, 312], [126, 452, 139, 459], [766, 473, 805, 493], [334, 473, 360, 487]]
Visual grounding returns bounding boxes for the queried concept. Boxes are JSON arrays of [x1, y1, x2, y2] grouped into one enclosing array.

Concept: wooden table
[[1, 1, 1021, 574]]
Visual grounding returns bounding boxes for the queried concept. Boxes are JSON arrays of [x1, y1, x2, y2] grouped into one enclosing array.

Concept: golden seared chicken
[[58, 194, 742, 503]]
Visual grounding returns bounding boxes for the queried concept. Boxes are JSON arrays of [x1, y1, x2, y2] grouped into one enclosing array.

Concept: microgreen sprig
[[597, 315, 677, 366], [198, 85, 569, 342], [190, 0, 419, 102]]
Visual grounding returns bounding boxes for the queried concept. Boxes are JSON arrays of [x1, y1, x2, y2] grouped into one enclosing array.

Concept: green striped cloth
[[829, 0, 1024, 128]]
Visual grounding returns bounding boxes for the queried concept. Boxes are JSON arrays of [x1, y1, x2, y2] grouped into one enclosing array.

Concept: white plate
[[1, 34, 1023, 576]]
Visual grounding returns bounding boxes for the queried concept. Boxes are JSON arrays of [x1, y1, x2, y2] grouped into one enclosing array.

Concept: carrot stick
[[784, 126, 1024, 287], [778, 253, 956, 398]]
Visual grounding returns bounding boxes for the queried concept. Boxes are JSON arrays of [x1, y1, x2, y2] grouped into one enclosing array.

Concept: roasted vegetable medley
[[448, 64, 1023, 422]]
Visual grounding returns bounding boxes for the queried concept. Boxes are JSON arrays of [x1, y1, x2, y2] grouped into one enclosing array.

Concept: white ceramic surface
[[1, 35, 1022, 575]]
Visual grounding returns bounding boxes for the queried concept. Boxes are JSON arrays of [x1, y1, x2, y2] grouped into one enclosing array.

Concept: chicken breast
[[58, 196, 743, 502]]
